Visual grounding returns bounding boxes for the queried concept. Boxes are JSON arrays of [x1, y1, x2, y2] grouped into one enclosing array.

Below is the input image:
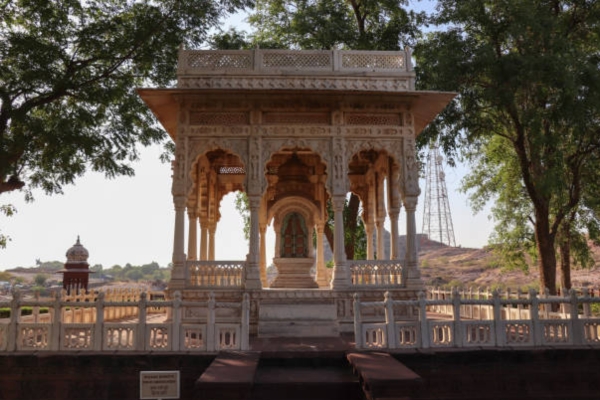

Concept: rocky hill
[[418, 238, 600, 290]]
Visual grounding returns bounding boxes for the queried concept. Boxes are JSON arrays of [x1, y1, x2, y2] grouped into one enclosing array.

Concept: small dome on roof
[[65, 236, 89, 264]]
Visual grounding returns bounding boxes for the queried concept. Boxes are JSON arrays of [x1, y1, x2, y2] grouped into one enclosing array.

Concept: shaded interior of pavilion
[[184, 145, 407, 289]]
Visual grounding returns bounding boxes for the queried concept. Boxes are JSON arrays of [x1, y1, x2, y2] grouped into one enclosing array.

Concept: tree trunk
[[344, 193, 361, 260], [558, 223, 572, 291], [534, 212, 557, 295], [324, 224, 334, 254]]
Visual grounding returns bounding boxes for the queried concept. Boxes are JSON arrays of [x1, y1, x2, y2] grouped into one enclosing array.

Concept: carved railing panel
[[354, 290, 600, 350], [146, 324, 172, 351], [362, 322, 387, 349], [17, 324, 51, 351], [178, 49, 410, 75], [61, 324, 94, 350], [104, 324, 136, 350], [0, 291, 249, 353], [187, 261, 244, 288], [349, 260, 404, 287]]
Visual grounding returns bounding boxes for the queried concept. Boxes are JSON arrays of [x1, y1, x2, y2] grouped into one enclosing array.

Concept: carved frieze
[[331, 137, 348, 194], [189, 112, 249, 125], [345, 139, 404, 165], [262, 126, 332, 137], [263, 112, 330, 125], [188, 126, 251, 137], [403, 137, 420, 197], [343, 127, 405, 137], [178, 76, 411, 92], [262, 138, 330, 164], [248, 136, 263, 195], [344, 113, 403, 126], [189, 100, 251, 111]]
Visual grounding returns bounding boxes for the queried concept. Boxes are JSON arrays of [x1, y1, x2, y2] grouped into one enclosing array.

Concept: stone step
[[347, 352, 422, 400], [194, 351, 260, 400], [251, 356, 362, 400]]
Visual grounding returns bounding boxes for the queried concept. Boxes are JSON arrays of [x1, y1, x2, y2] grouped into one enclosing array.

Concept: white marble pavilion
[[139, 48, 454, 336]]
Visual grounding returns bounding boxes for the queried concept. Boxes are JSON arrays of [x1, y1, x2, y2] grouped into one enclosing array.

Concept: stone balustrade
[[349, 260, 405, 288], [0, 291, 249, 352], [178, 49, 412, 75], [354, 290, 600, 349], [187, 261, 244, 288]]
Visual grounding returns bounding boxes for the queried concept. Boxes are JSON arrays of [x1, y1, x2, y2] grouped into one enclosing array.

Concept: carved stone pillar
[[315, 224, 328, 287], [388, 209, 400, 260], [187, 211, 198, 261], [208, 224, 216, 261], [259, 223, 267, 287], [388, 162, 402, 260], [331, 195, 349, 289], [170, 195, 187, 288], [365, 222, 375, 260], [404, 196, 423, 289], [376, 176, 386, 260], [199, 223, 208, 261], [245, 195, 262, 289]]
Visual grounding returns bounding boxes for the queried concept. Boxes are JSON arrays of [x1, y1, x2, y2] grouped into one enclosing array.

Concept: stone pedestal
[[270, 257, 318, 289], [258, 303, 339, 337]]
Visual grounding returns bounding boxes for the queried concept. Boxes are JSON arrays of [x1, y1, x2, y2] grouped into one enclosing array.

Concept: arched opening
[[188, 148, 246, 261], [263, 147, 329, 288]]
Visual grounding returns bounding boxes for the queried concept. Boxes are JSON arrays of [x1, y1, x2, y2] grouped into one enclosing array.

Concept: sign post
[[140, 371, 180, 400]]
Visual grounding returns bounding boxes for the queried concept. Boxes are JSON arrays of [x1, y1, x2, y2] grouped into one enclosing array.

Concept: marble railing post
[[245, 195, 262, 290], [187, 211, 198, 261], [331, 195, 350, 289]]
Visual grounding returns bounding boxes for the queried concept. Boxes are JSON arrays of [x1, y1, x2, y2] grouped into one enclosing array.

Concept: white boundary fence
[[0, 291, 249, 352], [354, 289, 600, 349]]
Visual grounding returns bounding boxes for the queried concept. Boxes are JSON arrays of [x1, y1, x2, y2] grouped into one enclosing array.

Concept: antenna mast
[[422, 143, 456, 247]]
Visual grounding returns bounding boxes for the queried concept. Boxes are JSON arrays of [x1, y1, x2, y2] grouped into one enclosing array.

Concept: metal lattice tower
[[421, 143, 456, 247]]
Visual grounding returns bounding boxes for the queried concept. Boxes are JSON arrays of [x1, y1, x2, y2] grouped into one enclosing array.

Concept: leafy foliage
[[210, 0, 424, 50], [0, 204, 15, 248], [0, 0, 250, 198], [416, 0, 600, 292], [102, 261, 169, 282]]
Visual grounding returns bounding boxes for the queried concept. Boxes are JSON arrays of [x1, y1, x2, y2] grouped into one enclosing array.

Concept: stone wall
[[0, 350, 598, 399], [0, 354, 213, 400]]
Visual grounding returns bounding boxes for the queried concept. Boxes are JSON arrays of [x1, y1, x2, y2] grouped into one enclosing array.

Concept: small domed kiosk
[[58, 236, 92, 294]]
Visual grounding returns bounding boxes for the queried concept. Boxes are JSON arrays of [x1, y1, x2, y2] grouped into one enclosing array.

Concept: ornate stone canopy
[[138, 48, 455, 294]]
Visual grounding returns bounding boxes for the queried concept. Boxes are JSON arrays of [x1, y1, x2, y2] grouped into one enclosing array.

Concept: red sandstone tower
[[58, 236, 92, 294]]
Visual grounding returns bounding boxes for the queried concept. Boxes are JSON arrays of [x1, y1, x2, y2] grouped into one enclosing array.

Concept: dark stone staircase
[[194, 347, 422, 400]]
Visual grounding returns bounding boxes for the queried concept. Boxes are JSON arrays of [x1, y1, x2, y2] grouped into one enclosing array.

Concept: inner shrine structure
[[139, 48, 454, 336]]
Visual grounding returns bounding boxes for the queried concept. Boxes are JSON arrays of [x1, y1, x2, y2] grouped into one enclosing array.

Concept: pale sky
[[0, 0, 494, 270]]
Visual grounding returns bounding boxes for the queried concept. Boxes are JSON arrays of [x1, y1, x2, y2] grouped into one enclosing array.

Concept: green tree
[[0, 271, 14, 282], [416, 0, 600, 293], [0, 0, 250, 197], [125, 268, 144, 282], [0, 204, 15, 248], [33, 273, 48, 287], [140, 261, 160, 276], [248, 0, 423, 50]]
